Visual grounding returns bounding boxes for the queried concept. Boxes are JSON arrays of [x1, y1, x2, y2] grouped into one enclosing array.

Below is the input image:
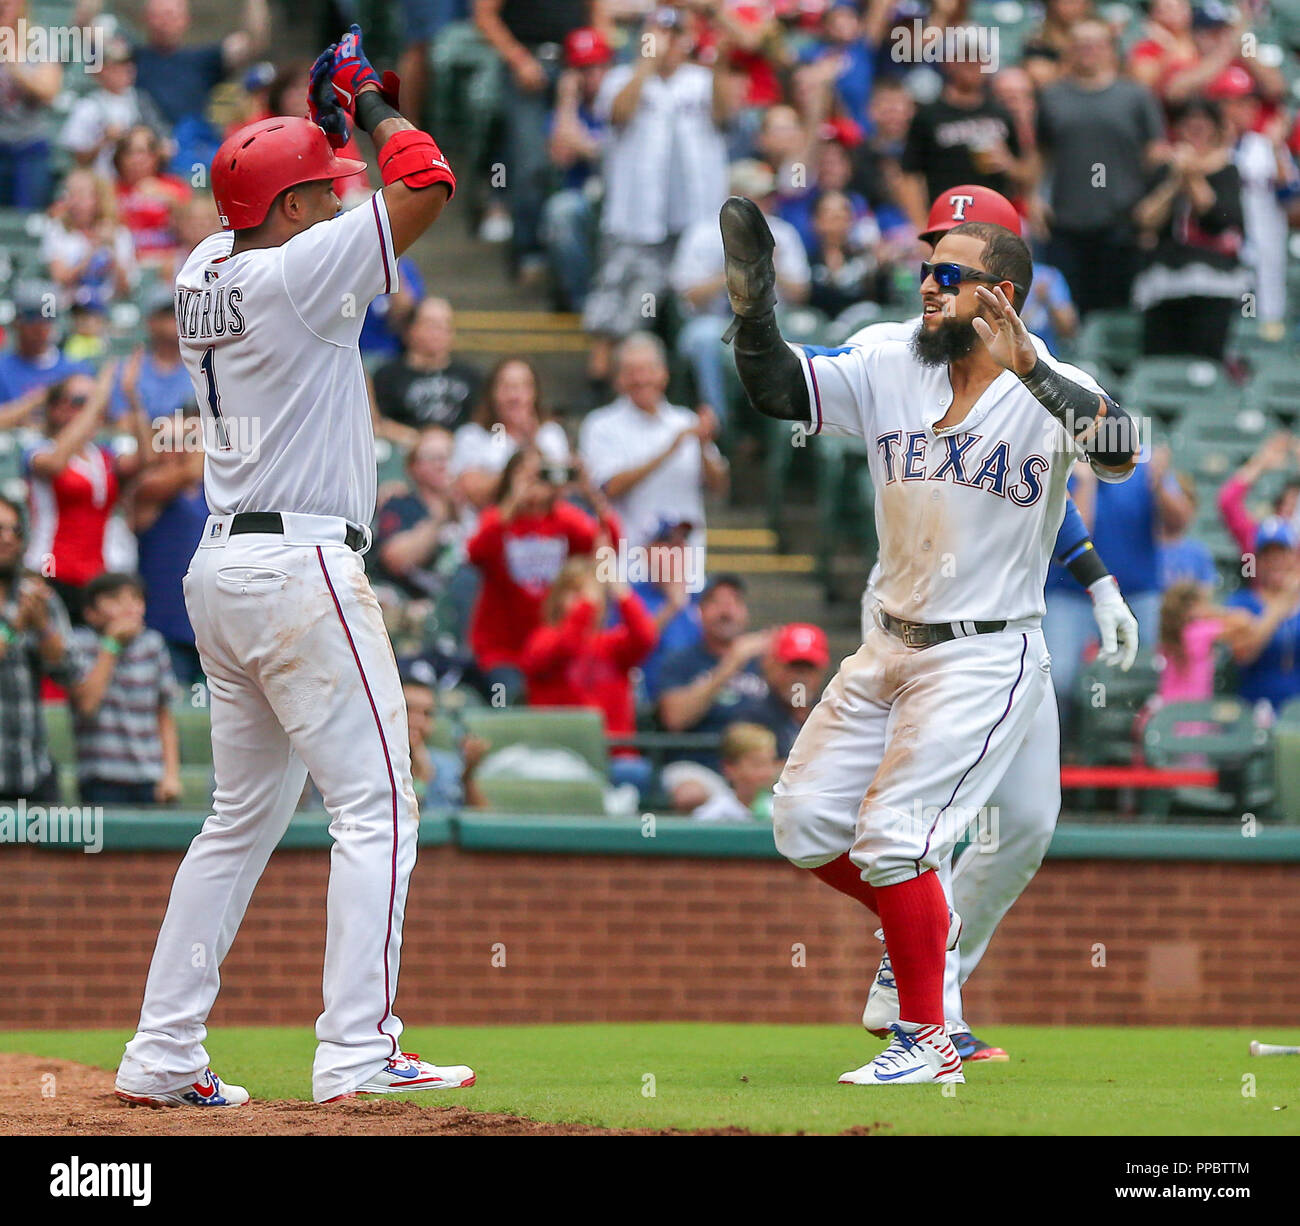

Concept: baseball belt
[[228, 511, 366, 553], [877, 609, 1007, 649]]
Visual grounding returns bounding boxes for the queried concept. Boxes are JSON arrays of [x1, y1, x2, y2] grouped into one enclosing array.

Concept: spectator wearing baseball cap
[[1216, 433, 1300, 563], [750, 622, 830, 760], [0, 283, 94, 409], [1222, 517, 1300, 712], [1035, 20, 1166, 317], [1210, 66, 1300, 341], [656, 574, 773, 767], [538, 27, 612, 312]]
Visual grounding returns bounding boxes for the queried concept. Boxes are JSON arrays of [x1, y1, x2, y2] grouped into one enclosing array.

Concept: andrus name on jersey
[[176, 286, 246, 341], [876, 430, 1049, 506]]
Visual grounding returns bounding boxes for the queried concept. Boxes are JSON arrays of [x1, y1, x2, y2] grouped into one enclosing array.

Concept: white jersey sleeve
[[793, 341, 877, 440], [279, 192, 399, 346]]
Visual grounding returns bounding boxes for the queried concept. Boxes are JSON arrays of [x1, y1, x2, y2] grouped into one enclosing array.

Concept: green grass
[[3, 1024, 1299, 1135]]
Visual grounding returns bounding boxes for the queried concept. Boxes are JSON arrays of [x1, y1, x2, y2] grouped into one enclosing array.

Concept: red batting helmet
[[211, 117, 367, 231], [920, 184, 1022, 245]]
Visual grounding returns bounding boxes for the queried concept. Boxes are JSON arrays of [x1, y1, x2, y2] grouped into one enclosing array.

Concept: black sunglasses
[[921, 261, 1024, 296]]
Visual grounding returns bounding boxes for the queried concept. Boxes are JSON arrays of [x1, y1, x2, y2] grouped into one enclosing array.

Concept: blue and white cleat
[[862, 909, 962, 1037], [115, 1067, 250, 1107], [326, 1052, 476, 1101], [839, 1023, 965, 1086]]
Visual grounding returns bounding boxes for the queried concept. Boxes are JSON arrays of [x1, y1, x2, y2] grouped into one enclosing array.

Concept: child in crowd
[[690, 722, 780, 823], [1157, 580, 1227, 705], [69, 572, 179, 805]]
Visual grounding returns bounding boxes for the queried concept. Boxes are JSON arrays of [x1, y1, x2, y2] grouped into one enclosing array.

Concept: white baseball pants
[[117, 515, 419, 1103], [773, 621, 1051, 887]]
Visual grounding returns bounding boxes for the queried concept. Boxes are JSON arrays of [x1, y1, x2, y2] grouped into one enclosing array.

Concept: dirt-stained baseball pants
[[773, 619, 1052, 889]]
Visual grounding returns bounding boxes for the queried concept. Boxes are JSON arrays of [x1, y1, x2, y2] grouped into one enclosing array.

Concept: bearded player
[[114, 27, 475, 1107], [843, 188, 1139, 1064], [720, 196, 1139, 1084]]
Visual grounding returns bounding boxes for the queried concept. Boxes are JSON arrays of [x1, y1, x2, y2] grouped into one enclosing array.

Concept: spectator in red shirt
[[465, 446, 620, 703], [520, 555, 658, 796], [112, 124, 191, 269], [22, 364, 153, 623]]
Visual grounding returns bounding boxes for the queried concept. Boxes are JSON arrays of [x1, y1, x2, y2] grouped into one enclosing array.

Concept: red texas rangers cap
[[920, 185, 1022, 245], [565, 27, 612, 68], [772, 623, 830, 669]]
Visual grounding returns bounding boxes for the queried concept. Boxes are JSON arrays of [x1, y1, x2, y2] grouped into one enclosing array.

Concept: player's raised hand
[[309, 46, 352, 149], [323, 23, 400, 114], [972, 284, 1037, 376]]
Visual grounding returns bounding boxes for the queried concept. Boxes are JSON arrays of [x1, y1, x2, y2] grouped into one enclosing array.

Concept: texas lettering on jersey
[[876, 430, 1049, 506]]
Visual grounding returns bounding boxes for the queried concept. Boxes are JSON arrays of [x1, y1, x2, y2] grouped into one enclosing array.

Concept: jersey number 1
[[200, 347, 233, 450]]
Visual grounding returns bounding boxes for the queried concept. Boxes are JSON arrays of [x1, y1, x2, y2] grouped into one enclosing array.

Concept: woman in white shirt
[[42, 169, 136, 311], [450, 356, 570, 509]]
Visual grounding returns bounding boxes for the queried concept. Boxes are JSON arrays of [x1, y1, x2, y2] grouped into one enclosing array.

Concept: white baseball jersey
[[793, 331, 1113, 624], [175, 193, 399, 528]]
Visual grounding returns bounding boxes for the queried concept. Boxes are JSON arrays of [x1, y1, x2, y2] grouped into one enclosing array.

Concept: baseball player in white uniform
[[114, 28, 475, 1107], [719, 195, 1139, 1085], [843, 187, 1140, 1063]]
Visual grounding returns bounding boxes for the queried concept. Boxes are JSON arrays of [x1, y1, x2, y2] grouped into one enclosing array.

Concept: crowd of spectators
[[5, 0, 1300, 819]]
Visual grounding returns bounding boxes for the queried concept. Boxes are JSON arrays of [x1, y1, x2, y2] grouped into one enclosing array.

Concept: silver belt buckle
[[901, 621, 928, 648]]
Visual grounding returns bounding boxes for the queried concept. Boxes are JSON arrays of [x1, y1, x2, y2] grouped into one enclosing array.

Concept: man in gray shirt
[[1035, 20, 1166, 315]]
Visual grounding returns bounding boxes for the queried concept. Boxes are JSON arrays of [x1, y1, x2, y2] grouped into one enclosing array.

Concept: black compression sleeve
[[1019, 358, 1138, 468], [1064, 541, 1109, 589], [355, 89, 402, 134], [731, 312, 810, 423]]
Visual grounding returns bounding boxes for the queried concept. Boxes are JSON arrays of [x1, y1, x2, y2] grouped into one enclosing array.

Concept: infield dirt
[[0, 1053, 784, 1136]]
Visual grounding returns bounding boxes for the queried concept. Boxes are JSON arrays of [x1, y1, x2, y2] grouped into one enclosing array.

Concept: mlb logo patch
[[210, 522, 224, 538]]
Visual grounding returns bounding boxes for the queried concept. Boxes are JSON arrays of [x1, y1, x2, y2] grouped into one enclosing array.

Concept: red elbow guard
[[379, 129, 456, 199]]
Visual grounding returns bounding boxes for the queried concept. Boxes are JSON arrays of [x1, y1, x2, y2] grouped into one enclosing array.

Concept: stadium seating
[[1272, 698, 1300, 823], [1141, 698, 1273, 819], [1071, 652, 1159, 768], [476, 775, 607, 816], [1075, 310, 1143, 377], [461, 707, 609, 778], [1122, 357, 1234, 430]]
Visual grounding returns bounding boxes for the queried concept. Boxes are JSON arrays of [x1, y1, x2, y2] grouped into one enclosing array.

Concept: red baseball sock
[[809, 853, 878, 914], [874, 870, 947, 1026]]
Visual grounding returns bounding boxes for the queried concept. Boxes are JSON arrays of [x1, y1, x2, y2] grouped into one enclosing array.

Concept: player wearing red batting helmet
[[919, 183, 1023, 245], [115, 25, 474, 1112], [211, 116, 368, 231]]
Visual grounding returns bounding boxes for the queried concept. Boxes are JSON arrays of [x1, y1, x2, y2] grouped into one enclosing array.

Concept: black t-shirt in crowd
[[900, 95, 1021, 205], [373, 358, 482, 432], [500, 0, 588, 46]]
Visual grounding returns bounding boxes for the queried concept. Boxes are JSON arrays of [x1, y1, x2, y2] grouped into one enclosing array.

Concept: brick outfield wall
[[3, 846, 1299, 1030]]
